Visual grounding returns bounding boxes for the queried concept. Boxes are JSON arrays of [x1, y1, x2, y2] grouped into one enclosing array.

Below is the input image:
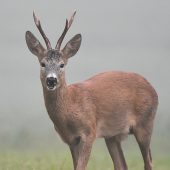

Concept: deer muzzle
[[46, 77, 57, 90]]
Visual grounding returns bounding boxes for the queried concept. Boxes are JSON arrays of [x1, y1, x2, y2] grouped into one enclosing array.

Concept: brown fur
[[43, 71, 158, 170]]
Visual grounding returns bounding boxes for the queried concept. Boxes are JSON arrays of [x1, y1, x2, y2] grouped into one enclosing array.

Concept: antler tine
[[33, 10, 52, 50], [68, 11, 76, 28], [55, 11, 76, 50]]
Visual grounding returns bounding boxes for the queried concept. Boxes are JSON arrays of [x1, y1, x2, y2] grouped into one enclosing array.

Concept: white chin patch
[[47, 86, 56, 91]]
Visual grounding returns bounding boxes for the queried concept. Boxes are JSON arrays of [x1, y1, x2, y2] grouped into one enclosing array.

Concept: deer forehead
[[41, 50, 64, 64]]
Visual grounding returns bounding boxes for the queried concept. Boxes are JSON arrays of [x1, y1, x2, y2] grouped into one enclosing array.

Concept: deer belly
[[96, 113, 136, 139]]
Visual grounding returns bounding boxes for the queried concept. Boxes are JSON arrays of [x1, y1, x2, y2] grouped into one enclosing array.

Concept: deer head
[[25, 11, 81, 90]]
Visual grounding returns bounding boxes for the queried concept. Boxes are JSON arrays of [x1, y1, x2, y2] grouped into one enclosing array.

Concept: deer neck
[[42, 80, 70, 126]]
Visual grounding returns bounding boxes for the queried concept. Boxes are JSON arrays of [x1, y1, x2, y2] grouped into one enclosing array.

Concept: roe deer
[[25, 11, 158, 170]]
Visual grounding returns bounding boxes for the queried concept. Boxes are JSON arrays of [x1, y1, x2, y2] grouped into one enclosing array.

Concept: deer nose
[[46, 77, 57, 90]]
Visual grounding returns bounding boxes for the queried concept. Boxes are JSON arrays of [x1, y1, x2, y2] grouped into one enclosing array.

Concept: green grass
[[0, 149, 169, 170]]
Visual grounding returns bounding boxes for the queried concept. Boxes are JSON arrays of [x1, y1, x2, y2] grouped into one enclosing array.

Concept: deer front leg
[[105, 137, 128, 170], [69, 135, 94, 170]]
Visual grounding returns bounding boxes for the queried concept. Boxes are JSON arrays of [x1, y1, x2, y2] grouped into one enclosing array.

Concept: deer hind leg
[[105, 137, 128, 170], [133, 122, 154, 170], [69, 135, 95, 170]]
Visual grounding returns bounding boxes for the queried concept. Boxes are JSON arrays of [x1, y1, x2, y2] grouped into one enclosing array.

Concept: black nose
[[46, 77, 57, 89]]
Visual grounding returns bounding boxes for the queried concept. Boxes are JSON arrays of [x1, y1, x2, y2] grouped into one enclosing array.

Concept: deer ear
[[25, 31, 45, 57], [61, 34, 81, 64]]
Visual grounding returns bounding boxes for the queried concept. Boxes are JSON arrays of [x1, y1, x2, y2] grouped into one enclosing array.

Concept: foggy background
[[0, 0, 170, 153]]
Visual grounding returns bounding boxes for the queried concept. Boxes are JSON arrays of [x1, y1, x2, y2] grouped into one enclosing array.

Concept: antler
[[55, 11, 76, 50], [33, 10, 52, 50]]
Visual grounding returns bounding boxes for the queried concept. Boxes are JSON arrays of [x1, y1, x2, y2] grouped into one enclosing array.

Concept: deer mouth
[[47, 85, 56, 90]]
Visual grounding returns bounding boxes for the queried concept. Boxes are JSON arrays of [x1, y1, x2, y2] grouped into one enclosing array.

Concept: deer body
[[44, 71, 157, 143], [26, 11, 158, 170]]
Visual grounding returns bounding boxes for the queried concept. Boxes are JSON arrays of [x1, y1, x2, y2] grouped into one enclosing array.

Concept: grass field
[[0, 135, 169, 170], [0, 149, 169, 170]]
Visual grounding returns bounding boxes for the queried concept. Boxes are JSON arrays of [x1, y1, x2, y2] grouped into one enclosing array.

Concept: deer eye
[[41, 62, 45, 67], [60, 64, 64, 68]]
